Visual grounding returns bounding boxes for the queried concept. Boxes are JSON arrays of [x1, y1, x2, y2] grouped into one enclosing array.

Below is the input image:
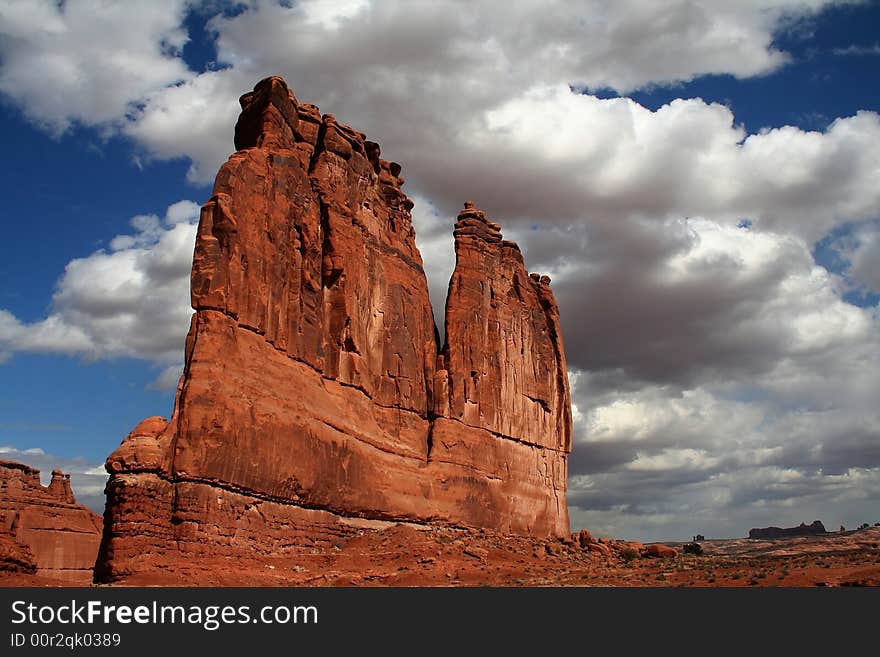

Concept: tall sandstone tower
[[96, 77, 571, 581]]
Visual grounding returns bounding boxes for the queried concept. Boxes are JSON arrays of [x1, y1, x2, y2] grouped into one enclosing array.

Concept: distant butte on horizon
[[94, 76, 573, 582]]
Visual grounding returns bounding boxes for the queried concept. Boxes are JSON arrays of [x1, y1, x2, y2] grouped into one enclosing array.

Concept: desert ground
[[4, 524, 878, 588]]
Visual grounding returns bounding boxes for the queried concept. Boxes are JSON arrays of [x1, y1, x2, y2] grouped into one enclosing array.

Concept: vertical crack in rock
[[95, 77, 573, 582]]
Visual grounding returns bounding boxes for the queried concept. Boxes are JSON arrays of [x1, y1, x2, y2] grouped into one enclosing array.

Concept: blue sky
[[1, 0, 878, 541]]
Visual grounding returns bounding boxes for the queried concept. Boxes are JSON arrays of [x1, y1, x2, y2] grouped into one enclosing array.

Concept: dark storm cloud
[[567, 440, 638, 476], [550, 220, 795, 385]]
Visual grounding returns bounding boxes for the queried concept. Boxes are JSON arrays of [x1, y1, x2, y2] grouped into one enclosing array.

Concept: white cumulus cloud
[[0, 201, 199, 386], [0, 0, 191, 134]]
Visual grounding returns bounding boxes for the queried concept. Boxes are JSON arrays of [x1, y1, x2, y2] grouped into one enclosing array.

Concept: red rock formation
[[438, 201, 571, 452], [0, 459, 102, 583], [433, 201, 571, 532], [96, 77, 571, 582]]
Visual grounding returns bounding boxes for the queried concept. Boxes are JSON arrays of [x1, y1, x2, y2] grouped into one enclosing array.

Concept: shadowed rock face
[[0, 459, 102, 583], [95, 77, 572, 582]]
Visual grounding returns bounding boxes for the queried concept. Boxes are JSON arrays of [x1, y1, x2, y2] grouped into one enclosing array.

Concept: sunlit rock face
[[95, 77, 572, 582]]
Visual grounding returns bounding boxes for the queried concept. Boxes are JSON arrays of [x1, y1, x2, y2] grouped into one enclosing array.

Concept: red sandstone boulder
[[587, 542, 612, 556], [105, 416, 169, 474], [576, 529, 594, 548], [644, 544, 678, 559], [95, 77, 573, 583], [0, 459, 102, 583]]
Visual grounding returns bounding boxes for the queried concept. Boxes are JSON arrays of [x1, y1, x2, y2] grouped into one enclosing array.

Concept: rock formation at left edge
[[0, 459, 102, 583]]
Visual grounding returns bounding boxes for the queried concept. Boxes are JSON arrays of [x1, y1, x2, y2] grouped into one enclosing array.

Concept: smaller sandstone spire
[[47, 469, 76, 504], [443, 201, 571, 452]]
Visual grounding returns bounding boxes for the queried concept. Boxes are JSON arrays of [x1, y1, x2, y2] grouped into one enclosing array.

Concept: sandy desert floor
[[4, 525, 879, 587]]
